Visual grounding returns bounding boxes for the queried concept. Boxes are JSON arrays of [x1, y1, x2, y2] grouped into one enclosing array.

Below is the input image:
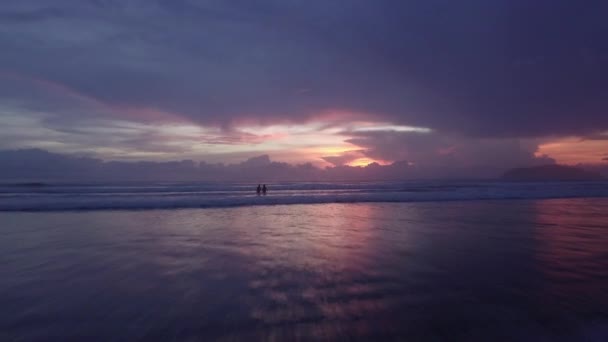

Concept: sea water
[[1, 182, 608, 341], [1, 180, 608, 211]]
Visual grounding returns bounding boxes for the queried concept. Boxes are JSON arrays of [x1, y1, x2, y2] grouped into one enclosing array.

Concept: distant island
[[502, 164, 605, 181]]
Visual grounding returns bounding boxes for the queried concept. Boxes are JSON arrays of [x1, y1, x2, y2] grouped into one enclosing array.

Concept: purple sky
[[1, 1, 608, 180]]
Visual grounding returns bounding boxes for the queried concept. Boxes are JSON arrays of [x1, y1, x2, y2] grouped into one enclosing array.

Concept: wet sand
[[1, 199, 607, 341]]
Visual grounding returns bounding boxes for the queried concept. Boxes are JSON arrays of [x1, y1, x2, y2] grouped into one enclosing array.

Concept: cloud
[[0, 0, 607, 138], [0, 147, 563, 182], [321, 150, 365, 166], [583, 132, 608, 141], [0, 148, 387, 182], [345, 130, 555, 175]]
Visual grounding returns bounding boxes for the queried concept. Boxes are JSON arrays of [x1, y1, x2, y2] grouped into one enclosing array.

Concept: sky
[[1, 0, 608, 180]]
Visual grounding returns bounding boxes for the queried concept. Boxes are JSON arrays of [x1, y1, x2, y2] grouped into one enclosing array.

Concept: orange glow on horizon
[[347, 158, 389, 167], [536, 137, 608, 165]]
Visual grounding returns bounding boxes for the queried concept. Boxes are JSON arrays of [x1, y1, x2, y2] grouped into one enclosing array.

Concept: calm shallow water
[[1, 199, 608, 341]]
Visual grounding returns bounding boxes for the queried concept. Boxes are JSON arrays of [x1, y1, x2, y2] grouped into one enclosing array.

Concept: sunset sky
[[1, 0, 608, 178]]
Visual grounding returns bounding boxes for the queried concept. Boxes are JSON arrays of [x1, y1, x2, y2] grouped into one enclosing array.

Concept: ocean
[[1, 181, 608, 341], [1, 180, 608, 211]]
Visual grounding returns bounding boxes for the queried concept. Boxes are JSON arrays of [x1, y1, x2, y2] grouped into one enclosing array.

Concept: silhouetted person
[[256, 184, 261, 195], [262, 184, 267, 195]]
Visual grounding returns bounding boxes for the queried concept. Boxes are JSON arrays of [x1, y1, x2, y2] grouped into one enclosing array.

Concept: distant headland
[[502, 165, 605, 181]]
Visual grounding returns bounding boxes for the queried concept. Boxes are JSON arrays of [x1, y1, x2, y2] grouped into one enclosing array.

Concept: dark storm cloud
[[0, 148, 588, 182], [345, 130, 555, 170], [1, 0, 608, 137], [0, 148, 421, 182], [5, 149, 560, 183]]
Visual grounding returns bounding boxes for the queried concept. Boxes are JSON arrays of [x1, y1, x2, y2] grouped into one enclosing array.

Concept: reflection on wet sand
[[535, 199, 608, 315], [1, 200, 607, 340]]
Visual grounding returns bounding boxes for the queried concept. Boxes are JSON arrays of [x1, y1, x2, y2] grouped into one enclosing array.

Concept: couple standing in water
[[256, 184, 267, 195]]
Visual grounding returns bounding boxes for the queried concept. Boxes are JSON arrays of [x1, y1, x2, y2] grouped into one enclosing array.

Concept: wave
[[1, 181, 608, 211], [0, 181, 472, 194]]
